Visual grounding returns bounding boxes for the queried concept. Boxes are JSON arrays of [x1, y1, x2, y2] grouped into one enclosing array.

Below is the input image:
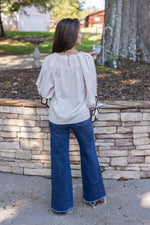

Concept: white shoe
[[83, 197, 106, 208]]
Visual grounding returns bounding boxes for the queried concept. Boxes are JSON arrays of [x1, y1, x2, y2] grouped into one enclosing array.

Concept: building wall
[[0, 99, 150, 179], [85, 10, 105, 29], [2, 12, 18, 31], [88, 11, 105, 26], [18, 6, 50, 31], [2, 5, 50, 32]]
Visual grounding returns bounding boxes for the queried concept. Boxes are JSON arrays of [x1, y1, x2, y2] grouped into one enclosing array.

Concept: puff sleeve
[[36, 54, 56, 99], [79, 52, 97, 109]]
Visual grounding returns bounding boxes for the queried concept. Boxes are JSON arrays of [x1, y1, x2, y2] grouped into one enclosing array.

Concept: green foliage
[[0, 0, 87, 37], [140, 58, 145, 63], [0, 81, 12, 88], [0, 0, 54, 37], [96, 65, 114, 73], [108, 52, 118, 61], [78, 7, 91, 21], [50, 0, 85, 20], [1, 0, 53, 14]]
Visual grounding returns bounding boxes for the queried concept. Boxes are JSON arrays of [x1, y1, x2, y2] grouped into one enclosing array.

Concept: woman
[[36, 18, 106, 214]]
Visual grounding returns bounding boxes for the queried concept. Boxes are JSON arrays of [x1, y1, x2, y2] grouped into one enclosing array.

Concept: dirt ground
[[0, 60, 150, 101]]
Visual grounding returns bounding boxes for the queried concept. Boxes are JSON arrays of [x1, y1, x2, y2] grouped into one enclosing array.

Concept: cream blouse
[[36, 51, 97, 124]]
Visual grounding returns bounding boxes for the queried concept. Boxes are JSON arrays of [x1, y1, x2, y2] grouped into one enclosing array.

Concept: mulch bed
[[97, 60, 150, 101], [0, 60, 150, 101]]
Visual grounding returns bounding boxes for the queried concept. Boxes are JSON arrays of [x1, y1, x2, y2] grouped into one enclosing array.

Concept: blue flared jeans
[[49, 117, 106, 213]]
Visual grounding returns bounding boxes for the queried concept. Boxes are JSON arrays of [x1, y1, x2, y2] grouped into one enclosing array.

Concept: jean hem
[[51, 206, 74, 213], [83, 194, 106, 204]]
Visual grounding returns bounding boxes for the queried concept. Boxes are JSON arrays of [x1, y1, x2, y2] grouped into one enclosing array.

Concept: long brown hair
[[52, 18, 80, 53]]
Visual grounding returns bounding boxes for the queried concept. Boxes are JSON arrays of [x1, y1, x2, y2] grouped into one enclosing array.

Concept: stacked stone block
[[0, 99, 150, 179]]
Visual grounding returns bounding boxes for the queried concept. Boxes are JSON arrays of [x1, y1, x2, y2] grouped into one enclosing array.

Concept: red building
[[85, 10, 105, 28]]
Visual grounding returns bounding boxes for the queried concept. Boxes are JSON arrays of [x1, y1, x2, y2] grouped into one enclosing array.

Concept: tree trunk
[[137, 0, 150, 63], [0, 0, 6, 37], [96, 0, 150, 64]]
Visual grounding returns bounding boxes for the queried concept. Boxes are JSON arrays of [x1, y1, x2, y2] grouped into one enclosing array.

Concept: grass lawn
[[0, 29, 102, 55]]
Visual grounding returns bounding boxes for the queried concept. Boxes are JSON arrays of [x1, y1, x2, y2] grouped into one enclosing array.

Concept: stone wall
[[0, 98, 150, 179]]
